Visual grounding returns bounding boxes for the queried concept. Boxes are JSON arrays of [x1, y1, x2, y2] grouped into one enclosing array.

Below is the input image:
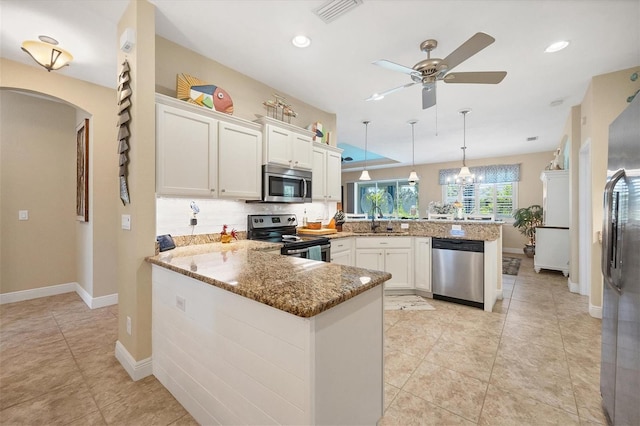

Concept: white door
[[325, 150, 342, 201], [331, 250, 352, 266], [291, 133, 313, 170], [414, 237, 431, 291], [265, 125, 291, 167], [385, 249, 413, 289], [312, 147, 326, 200], [355, 249, 384, 271]]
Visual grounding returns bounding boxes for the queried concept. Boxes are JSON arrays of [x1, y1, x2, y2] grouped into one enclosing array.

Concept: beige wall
[[580, 66, 640, 311], [342, 150, 551, 250], [116, 0, 156, 361], [155, 36, 337, 146], [0, 59, 118, 299], [0, 91, 77, 292]]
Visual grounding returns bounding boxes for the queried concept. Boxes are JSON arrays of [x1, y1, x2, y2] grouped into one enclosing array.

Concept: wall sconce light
[[21, 35, 73, 72]]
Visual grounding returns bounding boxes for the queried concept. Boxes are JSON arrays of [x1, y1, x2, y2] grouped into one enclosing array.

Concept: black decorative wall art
[[118, 60, 131, 205]]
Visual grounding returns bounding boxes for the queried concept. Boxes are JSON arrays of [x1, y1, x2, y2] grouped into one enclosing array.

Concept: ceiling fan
[[366, 32, 507, 109]]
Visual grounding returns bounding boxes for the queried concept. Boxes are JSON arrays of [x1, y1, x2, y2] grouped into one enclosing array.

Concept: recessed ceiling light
[[545, 40, 569, 53], [292, 35, 311, 48]]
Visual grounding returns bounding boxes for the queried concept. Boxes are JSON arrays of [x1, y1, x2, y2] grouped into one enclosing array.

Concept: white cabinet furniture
[[156, 94, 262, 199], [535, 227, 570, 276], [414, 237, 431, 293], [255, 116, 313, 170], [540, 170, 570, 227], [535, 170, 570, 275], [355, 237, 413, 290], [312, 143, 342, 201], [330, 237, 353, 266]]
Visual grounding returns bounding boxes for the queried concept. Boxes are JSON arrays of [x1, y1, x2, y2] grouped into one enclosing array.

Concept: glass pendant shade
[[457, 166, 472, 178], [21, 39, 73, 72], [359, 169, 371, 181]]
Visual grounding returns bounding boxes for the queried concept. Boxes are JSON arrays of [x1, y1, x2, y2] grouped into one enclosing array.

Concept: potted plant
[[512, 205, 543, 257]]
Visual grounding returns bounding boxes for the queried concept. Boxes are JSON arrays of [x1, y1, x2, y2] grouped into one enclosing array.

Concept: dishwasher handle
[[432, 238, 484, 253]]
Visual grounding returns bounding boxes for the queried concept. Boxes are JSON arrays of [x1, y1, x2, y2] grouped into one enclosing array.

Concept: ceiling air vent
[[314, 0, 363, 24], [526, 136, 539, 142]]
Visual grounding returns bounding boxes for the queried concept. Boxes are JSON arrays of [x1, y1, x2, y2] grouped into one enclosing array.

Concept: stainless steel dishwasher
[[431, 238, 484, 308]]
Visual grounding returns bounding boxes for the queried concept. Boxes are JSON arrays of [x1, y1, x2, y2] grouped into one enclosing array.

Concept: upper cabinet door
[[325, 150, 342, 201], [291, 133, 313, 170], [312, 147, 327, 201], [156, 104, 218, 197], [218, 122, 262, 200], [264, 125, 292, 168]]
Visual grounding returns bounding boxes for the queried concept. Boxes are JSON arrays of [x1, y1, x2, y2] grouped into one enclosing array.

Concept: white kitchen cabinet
[[355, 237, 413, 290], [330, 237, 353, 266], [312, 143, 343, 201], [156, 94, 263, 199], [255, 116, 314, 170], [540, 170, 569, 227], [534, 227, 570, 276], [218, 122, 262, 199], [156, 103, 218, 197], [414, 237, 431, 292]]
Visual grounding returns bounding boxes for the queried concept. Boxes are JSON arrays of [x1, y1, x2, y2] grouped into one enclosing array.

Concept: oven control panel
[[248, 214, 298, 229]]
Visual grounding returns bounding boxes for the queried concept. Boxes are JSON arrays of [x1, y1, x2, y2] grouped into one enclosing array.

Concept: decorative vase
[[221, 234, 232, 244], [523, 244, 535, 258]]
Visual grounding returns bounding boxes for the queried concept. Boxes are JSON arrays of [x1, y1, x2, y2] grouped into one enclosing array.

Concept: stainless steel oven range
[[247, 214, 331, 262]]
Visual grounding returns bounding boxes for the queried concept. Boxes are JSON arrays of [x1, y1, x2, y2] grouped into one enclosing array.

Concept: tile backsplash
[[156, 197, 338, 237]]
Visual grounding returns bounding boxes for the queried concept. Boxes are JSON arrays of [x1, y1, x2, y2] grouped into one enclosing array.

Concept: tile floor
[[0, 254, 603, 425], [381, 255, 605, 425]]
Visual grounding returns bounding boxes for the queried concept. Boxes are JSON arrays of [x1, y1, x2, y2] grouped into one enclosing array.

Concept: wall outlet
[[176, 295, 186, 312], [451, 224, 462, 231], [18, 210, 29, 221], [126, 316, 132, 335], [400, 223, 409, 229]]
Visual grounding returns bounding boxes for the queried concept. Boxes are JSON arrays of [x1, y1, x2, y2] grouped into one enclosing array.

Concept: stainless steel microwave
[[261, 164, 312, 203]]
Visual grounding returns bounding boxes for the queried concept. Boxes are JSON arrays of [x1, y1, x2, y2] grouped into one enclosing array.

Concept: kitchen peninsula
[[147, 240, 390, 425]]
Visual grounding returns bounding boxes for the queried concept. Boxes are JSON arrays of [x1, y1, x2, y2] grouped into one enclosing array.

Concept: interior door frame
[[579, 139, 592, 296]]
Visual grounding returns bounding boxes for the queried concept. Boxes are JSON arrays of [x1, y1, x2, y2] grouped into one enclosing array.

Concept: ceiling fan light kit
[[369, 32, 507, 109], [21, 35, 73, 72], [359, 120, 371, 181]]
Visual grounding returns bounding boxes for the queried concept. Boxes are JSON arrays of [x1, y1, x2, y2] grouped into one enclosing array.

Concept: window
[[443, 182, 517, 221], [354, 180, 419, 218]]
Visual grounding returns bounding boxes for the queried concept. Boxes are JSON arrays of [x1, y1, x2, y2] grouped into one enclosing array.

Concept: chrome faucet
[[370, 205, 383, 232]]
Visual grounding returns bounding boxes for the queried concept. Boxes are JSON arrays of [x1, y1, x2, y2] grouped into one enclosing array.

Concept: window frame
[[354, 179, 419, 218], [442, 181, 518, 222]]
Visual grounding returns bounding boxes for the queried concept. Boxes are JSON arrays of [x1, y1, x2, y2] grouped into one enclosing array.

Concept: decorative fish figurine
[[176, 73, 234, 114]]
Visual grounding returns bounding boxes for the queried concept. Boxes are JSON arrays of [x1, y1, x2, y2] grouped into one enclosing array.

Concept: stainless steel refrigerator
[[601, 94, 640, 425]]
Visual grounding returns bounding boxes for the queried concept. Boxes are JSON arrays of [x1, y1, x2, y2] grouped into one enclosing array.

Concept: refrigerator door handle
[[602, 168, 625, 294]]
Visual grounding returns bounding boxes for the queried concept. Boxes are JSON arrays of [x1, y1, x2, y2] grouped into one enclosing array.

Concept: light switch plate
[[451, 224, 462, 231], [18, 210, 29, 221], [121, 214, 131, 230]]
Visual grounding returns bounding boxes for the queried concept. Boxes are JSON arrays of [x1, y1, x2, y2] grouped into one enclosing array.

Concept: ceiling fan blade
[[365, 82, 417, 101], [441, 32, 495, 72], [422, 84, 436, 109], [373, 59, 418, 76], [443, 71, 507, 84]]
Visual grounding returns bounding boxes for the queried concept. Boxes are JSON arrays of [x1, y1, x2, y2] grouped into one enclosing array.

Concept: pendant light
[[359, 120, 371, 181], [21, 36, 73, 72], [456, 108, 474, 183], [408, 120, 419, 186]]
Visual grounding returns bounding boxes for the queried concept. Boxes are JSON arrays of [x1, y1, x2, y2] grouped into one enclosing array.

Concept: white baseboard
[[589, 303, 603, 319], [75, 284, 118, 308], [115, 340, 153, 381], [496, 288, 504, 300], [502, 247, 523, 255], [567, 278, 580, 294], [0, 282, 77, 304], [0, 282, 117, 309]]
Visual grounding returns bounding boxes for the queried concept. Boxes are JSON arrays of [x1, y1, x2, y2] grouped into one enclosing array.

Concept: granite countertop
[[339, 219, 503, 241], [146, 240, 391, 318]]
